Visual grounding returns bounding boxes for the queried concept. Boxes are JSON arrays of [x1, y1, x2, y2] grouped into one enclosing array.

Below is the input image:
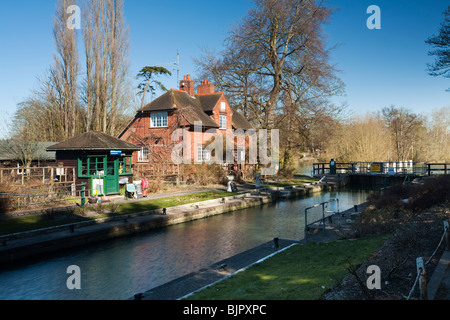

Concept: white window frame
[[138, 147, 149, 162], [197, 146, 211, 162], [150, 112, 168, 128], [219, 115, 227, 130], [220, 102, 226, 112], [16, 164, 30, 176], [236, 148, 245, 163]]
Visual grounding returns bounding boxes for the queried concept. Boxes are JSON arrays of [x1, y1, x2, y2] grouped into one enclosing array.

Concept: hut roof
[[46, 131, 140, 151]]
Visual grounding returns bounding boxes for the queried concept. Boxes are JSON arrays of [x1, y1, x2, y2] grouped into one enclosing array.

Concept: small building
[[47, 131, 140, 196], [0, 141, 57, 169]]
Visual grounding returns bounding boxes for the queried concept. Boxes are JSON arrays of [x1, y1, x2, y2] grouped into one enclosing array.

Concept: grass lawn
[[116, 190, 237, 215], [0, 190, 237, 236], [186, 235, 389, 300]]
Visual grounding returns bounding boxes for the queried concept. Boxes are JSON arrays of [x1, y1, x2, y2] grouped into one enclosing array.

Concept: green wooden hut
[[47, 132, 140, 196]]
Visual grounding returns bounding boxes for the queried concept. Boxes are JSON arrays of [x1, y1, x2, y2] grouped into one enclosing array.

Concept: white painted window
[[219, 115, 227, 129], [138, 147, 149, 162], [220, 102, 226, 112], [150, 112, 168, 128], [236, 148, 245, 163], [197, 146, 210, 162]]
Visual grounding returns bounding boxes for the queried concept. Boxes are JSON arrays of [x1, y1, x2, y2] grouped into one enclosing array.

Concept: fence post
[[445, 221, 450, 251], [416, 257, 428, 300], [304, 208, 308, 243], [81, 182, 86, 208]]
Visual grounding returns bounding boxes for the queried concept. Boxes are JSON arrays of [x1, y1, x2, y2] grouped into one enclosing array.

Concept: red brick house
[[119, 75, 253, 165]]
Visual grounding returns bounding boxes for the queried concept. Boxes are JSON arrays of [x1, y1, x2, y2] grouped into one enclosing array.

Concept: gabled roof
[[47, 131, 140, 151], [140, 89, 254, 130], [141, 90, 219, 128], [196, 93, 223, 112]]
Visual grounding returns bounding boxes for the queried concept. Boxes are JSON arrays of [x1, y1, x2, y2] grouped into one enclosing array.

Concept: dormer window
[[150, 112, 168, 128]]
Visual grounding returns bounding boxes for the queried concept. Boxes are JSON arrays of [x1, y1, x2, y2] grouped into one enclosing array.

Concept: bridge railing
[[312, 162, 448, 176]]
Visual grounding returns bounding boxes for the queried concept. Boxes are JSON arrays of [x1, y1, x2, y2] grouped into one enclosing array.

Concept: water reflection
[[0, 187, 372, 300]]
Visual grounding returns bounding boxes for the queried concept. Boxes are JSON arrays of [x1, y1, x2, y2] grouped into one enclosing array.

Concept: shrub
[[367, 175, 450, 212]]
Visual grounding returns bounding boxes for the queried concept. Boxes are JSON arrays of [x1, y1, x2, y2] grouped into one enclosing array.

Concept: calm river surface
[[0, 187, 372, 300]]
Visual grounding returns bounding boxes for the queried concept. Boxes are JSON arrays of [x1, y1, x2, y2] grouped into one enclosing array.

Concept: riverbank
[[135, 202, 370, 300], [0, 175, 348, 266], [137, 203, 450, 301]]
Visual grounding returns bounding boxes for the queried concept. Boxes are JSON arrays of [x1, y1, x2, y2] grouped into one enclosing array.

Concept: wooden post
[[81, 182, 86, 208], [445, 221, 450, 251], [416, 257, 427, 300]]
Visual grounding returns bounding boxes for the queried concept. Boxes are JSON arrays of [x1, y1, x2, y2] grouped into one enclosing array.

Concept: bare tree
[[197, 0, 334, 130], [381, 106, 425, 162], [52, 0, 80, 139], [82, 0, 131, 135], [425, 106, 450, 161]]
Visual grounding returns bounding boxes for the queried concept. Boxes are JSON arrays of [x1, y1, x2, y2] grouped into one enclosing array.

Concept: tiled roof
[[46, 131, 140, 151], [141, 89, 253, 130], [141, 90, 219, 128], [231, 110, 253, 130]]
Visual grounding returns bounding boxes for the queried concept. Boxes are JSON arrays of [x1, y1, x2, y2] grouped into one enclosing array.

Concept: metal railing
[[312, 162, 448, 176], [304, 198, 340, 242]]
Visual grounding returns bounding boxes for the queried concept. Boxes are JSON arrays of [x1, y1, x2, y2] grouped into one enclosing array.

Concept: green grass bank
[[186, 234, 389, 300]]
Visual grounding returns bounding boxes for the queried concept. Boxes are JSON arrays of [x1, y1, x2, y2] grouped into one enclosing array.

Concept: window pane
[[80, 158, 88, 176], [138, 147, 149, 162], [220, 115, 227, 129], [89, 158, 97, 176], [151, 112, 168, 128]]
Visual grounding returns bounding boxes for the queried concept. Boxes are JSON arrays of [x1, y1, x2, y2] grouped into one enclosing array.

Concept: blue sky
[[0, 0, 448, 134]]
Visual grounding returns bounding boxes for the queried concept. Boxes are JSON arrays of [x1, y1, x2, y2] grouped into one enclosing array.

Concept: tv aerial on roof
[[160, 50, 180, 84]]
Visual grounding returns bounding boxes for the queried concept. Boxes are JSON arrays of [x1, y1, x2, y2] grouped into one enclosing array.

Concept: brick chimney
[[180, 75, 195, 96], [197, 79, 215, 95]]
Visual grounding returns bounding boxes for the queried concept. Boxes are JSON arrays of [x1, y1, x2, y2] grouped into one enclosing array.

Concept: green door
[[105, 157, 119, 195]]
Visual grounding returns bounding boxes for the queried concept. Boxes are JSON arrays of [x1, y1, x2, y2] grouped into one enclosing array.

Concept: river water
[[0, 187, 372, 300]]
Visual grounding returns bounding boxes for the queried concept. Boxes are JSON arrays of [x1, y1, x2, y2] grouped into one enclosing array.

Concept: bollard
[[162, 208, 167, 215], [416, 257, 428, 300], [273, 237, 279, 249], [354, 205, 358, 212]]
